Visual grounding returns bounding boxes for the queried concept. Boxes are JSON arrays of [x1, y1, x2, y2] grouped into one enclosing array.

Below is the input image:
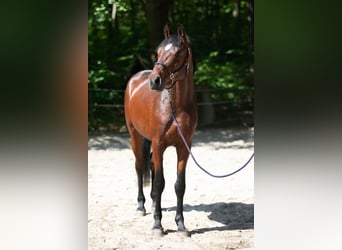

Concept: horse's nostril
[[154, 76, 161, 86], [149, 75, 162, 90]]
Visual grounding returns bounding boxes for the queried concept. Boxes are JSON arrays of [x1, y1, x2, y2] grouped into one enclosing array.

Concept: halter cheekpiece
[[154, 47, 190, 89]]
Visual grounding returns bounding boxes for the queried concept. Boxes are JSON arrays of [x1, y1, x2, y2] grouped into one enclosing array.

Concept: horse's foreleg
[[151, 141, 165, 236], [175, 143, 190, 236]]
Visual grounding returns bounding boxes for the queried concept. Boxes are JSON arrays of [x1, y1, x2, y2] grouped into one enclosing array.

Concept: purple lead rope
[[171, 111, 254, 178]]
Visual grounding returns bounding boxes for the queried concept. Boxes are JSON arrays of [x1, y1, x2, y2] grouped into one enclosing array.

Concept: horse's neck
[[167, 55, 195, 111], [172, 72, 195, 110]]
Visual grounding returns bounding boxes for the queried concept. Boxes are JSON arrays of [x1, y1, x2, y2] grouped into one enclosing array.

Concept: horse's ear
[[164, 24, 171, 38], [177, 24, 186, 40]]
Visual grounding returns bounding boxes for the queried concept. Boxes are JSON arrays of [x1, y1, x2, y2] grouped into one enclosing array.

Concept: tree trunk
[[233, 0, 241, 47], [143, 0, 173, 61], [247, 0, 254, 53], [197, 88, 215, 125], [247, 0, 254, 73]]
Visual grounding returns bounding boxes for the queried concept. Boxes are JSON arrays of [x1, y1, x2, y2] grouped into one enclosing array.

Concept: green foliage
[[195, 49, 253, 108], [108, 0, 130, 11]]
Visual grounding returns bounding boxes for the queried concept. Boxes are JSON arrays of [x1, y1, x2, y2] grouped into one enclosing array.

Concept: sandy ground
[[88, 128, 254, 250]]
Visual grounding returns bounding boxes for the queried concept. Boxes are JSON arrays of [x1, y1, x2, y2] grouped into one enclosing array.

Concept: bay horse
[[124, 24, 197, 237]]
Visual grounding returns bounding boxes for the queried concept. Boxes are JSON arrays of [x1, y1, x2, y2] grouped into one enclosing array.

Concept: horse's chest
[[154, 91, 172, 126]]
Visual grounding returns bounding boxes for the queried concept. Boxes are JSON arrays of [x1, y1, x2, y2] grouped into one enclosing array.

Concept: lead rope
[[170, 101, 254, 178]]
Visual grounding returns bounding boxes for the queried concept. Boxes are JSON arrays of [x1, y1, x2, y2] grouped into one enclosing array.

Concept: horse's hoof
[[152, 228, 164, 237], [177, 229, 190, 238], [136, 208, 146, 216]]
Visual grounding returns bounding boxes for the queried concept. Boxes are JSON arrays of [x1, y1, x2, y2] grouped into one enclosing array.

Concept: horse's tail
[[142, 138, 152, 186]]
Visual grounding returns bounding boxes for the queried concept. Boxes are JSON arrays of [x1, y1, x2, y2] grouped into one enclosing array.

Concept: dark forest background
[[89, 0, 254, 131]]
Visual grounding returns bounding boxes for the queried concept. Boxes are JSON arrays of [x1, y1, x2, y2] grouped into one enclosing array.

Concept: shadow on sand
[[88, 128, 254, 151], [88, 132, 131, 151], [192, 129, 254, 150], [163, 202, 254, 235]]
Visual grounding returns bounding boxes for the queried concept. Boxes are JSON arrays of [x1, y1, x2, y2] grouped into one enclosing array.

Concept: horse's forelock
[[158, 34, 183, 49]]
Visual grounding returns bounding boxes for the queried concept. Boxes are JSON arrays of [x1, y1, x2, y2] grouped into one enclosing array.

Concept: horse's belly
[[130, 110, 152, 140]]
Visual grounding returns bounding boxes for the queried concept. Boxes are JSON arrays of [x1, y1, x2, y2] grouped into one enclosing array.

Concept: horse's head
[[149, 24, 191, 91]]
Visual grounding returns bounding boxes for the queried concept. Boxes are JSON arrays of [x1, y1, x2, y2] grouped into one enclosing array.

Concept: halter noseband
[[154, 47, 190, 89]]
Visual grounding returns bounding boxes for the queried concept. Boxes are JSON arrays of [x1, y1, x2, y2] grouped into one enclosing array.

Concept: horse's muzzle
[[149, 75, 163, 90]]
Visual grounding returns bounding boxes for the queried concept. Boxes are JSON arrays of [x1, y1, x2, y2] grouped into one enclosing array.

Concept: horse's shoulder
[[127, 70, 152, 97], [129, 70, 150, 86]]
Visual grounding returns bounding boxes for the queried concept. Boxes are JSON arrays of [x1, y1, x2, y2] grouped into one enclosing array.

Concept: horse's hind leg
[[129, 130, 150, 215], [149, 152, 156, 211]]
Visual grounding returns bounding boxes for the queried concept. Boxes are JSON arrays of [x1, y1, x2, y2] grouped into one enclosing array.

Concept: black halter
[[154, 47, 190, 89]]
